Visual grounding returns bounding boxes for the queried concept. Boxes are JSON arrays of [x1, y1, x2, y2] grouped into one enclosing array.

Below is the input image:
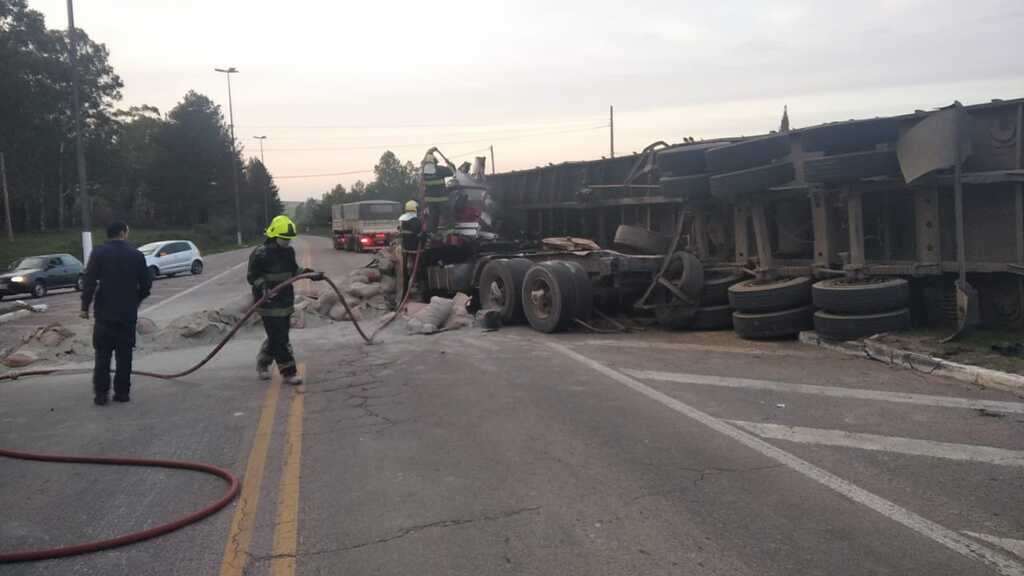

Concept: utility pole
[[610, 105, 615, 159], [67, 0, 91, 261], [489, 145, 495, 175], [215, 67, 242, 246], [0, 153, 13, 241], [254, 135, 268, 223], [58, 142, 64, 230]]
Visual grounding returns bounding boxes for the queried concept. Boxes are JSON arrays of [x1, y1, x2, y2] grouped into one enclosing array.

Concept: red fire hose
[[0, 272, 372, 563]]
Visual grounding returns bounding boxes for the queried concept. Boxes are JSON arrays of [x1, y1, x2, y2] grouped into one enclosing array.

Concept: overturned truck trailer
[[488, 98, 1024, 339]]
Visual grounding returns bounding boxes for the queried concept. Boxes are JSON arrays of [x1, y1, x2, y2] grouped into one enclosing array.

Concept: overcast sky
[[31, 0, 1024, 201]]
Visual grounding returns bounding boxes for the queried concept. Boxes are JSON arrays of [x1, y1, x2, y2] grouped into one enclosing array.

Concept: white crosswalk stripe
[[730, 421, 1024, 467], [623, 369, 1024, 415]]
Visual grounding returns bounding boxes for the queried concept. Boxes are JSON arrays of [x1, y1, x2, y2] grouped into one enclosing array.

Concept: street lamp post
[[214, 67, 242, 246], [66, 0, 92, 262], [253, 135, 267, 223]]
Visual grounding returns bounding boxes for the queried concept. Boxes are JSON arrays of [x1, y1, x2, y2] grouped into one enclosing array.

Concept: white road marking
[[624, 369, 1024, 415], [581, 339, 821, 357], [548, 342, 1024, 576], [730, 421, 1024, 467], [965, 532, 1024, 559], [141, 260, 247, 315]]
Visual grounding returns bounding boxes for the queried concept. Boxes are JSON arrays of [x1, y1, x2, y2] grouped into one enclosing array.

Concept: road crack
[[251, 506, 543, 561]]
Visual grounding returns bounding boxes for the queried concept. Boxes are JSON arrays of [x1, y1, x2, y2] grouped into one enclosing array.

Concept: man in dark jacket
[[248, 215, 321, 385], [81, 221, 152, 405]]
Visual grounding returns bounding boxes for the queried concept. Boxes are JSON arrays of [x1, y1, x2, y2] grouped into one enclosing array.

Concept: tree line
[[0, 0, 283, 241], [295, 150, 420, 227]]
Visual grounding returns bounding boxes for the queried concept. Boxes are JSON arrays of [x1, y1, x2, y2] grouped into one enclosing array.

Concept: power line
[[262, 124, 608, 153], [237, 117, 605, 131], [275, 169, 374, 180]]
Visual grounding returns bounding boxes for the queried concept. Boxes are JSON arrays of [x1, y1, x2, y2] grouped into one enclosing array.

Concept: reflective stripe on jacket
[[247, 239, 300, 317]]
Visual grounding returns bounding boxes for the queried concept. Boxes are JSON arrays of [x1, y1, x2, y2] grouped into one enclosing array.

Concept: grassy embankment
[[0, 229, 245, 266]]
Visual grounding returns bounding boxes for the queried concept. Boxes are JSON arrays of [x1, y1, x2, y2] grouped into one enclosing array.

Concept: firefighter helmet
[[405, 200, 419, 212], [265, 215, 298, 240]]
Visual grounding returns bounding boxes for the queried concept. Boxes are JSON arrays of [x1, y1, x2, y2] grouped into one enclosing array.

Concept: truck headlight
[[10, 276, 24, 283]]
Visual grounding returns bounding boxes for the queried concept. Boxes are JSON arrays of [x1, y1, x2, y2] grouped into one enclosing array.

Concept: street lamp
[[253, 136, 268, 223], [214, 66, 242, 246]]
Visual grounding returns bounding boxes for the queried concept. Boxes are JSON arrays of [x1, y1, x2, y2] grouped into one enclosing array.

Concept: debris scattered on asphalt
[[3, 349, 39, 367], [476, 308, 502, 331]]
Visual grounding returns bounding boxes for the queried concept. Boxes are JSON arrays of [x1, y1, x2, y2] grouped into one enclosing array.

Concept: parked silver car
[[138, 240, 204, 278]]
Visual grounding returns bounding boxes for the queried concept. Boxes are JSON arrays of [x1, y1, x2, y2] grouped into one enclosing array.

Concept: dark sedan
[[0, 253, 84, 299]]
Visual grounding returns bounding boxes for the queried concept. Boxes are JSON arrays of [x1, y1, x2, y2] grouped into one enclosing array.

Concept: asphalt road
[[2, 236, 1023, 575], [0, 245, 257, 349]]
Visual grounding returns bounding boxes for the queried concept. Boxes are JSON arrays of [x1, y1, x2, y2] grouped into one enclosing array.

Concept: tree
[[245, 158, 284, 226], [148, 91, 238, 229], [313, 183, 346, 224], [362, 151, 417, 203], [0, 0, 123, 232]]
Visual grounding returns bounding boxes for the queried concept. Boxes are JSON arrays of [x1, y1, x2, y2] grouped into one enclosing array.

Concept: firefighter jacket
[[247, 239, 301, 317], [423, 165, 455, 204], [398, 212, 421, 251]]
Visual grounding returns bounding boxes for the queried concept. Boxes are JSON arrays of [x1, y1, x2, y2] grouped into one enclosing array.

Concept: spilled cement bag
[[329, 302, 361, 321], [407, 296, 453, 335], [347, 282, 381, 300], [317, 286, 340, 315]]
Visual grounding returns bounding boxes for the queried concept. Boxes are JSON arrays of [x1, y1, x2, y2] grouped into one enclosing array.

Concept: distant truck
[[332, 200, 403, 251]]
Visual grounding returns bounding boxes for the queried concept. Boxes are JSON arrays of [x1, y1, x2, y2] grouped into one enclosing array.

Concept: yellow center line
[[219, 371, 283, 576], [271, 363, 306, 576]]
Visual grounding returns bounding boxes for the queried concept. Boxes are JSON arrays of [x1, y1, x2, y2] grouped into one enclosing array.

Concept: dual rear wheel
[[478, 259, 593, 333]]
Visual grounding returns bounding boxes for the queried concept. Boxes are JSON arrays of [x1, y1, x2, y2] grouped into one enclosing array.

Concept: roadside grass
[[877, 328, 1024, 376], [0, 229, 246, 267]]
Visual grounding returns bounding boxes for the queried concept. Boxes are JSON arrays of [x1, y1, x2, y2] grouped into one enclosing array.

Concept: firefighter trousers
[[258, 315, 296, 376]]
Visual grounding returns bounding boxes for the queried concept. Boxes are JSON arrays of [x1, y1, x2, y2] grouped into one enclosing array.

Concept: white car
[[138, 240, 204, 278]]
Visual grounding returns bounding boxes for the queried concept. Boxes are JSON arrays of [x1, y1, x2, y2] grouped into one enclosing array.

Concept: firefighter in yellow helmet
[[247, 215, 322, 385]]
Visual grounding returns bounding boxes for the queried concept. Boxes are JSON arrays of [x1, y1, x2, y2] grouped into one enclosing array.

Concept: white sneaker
[[285, 374, 304, 386], [258, 365, 271, 381]]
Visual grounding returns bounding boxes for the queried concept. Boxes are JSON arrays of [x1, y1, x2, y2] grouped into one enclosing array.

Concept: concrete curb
[[798, 331, 1024, 396]]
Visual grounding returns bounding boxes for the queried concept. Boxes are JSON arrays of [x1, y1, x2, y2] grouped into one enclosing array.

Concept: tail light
[[375, 232, 387, 239], [360, 236, 372, 245]]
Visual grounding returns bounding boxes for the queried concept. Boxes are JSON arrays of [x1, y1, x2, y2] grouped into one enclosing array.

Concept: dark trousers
[[258, 315, 296, 376], [93, 320, 135, 398]]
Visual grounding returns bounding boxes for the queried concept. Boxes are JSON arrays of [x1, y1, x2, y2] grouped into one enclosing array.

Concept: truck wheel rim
[[528, 279, 552, 320], [488, 280, 506, 307]]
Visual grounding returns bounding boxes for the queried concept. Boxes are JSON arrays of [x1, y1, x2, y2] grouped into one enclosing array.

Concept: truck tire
[[702, 270, 744, 306], [479, 259, 529, 324], [691, 304, 734, 331], [812, 277, 909, 314], [733, 305, 814, 339], [813, 308, 910, 341], [706, 134, 790, 173], [653, 287, 697, 329], [664, 251, 704, 300], [659, 174, 710, 200], [553, 260, 593, 321], [800, 117, 900, 155], [655, 146, 709, 176], [613, 225, 671, 255], [522, 263, 575, 333], [728, 276, 812, 313], [709, 162, 795, 199], [804, 149, 901, 184]]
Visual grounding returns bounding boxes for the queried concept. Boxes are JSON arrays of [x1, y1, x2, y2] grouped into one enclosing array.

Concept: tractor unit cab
[[446, 157, 498, 243]]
